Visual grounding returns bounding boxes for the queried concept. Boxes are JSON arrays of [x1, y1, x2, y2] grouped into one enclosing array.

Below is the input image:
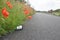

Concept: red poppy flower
[[6, 1, 13, 9], [24, 9, 29, 15], [27, 16, 32, 19], [7, 4, 10, 7], [2, 7, 9, 18], [2, 7, 6, 14], [6, 1, 10, 5], [9, 5, 13, 9], [3, 11, 9, 18]]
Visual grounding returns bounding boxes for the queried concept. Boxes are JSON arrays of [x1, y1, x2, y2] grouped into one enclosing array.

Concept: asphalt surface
[[4, 13, 60, 40]]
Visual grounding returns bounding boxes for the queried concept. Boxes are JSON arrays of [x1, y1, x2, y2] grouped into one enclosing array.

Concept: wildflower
[[2, 7, 9, 18], [6, 1, 10, 5], [27, 16, 32, 19], [6, 1, 13, 9], [2, 7, 6, 14], [24, 9, 29, 15], [4, 11, 9, 18]]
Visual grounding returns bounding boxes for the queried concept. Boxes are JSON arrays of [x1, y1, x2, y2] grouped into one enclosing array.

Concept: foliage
[[0, 0, 24, 36], [52, 9, 60, 16], [0, 0, 35, 36]]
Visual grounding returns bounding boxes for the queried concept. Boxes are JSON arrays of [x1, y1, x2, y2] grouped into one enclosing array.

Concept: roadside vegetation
[[48, 9, 60, 16], [52, 9, 60, 16], [0, 0, 35, 36]]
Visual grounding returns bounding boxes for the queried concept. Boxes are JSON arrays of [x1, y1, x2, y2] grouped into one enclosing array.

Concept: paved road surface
[[4, 13, 60, 40]]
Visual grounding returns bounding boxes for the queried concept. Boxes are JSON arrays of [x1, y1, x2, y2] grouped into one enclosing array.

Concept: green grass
[[53, 12, 60, 16], [52, 9, 60, 16]]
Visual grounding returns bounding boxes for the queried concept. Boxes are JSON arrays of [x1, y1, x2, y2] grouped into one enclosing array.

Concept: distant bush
[[54, 9, 60, 12], [52, 9, 60, 16]]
